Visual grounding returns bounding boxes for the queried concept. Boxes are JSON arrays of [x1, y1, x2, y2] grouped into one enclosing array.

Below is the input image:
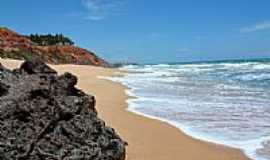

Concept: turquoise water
[[107, 59, 270, 160]]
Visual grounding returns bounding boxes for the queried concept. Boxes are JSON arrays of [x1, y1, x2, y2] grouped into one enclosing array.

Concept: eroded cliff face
[[0, 28, 110, 67], [0, 59, 125, 159]]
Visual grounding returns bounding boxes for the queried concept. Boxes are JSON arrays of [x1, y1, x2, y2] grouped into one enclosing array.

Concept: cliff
[[0, 27, 110, 67]]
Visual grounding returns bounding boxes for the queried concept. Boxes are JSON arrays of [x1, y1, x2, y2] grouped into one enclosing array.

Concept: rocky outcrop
[[0, 59, 126, 159], [0, 28, 110, 67]]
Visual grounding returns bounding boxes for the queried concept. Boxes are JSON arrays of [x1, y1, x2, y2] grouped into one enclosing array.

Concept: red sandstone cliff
[[0, 27, 110, 67]]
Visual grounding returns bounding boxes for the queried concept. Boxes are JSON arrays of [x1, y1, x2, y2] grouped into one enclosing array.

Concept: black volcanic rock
[[0, 60, 126, 160], [19, 59, 57, 74]]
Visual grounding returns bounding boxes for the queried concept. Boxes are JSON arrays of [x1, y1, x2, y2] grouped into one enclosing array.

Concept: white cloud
[[81, 0, 125, 21], [240, 21, 270, 33]]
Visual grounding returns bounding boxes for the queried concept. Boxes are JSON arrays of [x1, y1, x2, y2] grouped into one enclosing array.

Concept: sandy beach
[[0, 58, 249, 160]]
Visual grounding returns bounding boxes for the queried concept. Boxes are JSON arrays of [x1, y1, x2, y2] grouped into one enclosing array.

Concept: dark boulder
[[19, 58, 57, 74], [0, 60, 126, 160]]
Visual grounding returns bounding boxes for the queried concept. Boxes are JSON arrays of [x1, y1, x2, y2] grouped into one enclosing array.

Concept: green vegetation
[[0, 49, 37, 61], [28, 34, 74, 46]]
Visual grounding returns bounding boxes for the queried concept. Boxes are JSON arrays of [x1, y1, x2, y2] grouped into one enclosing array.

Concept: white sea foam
[[235, 73, 270, 81], [126, 105, 269, 160], [253, 64, 270, 70]]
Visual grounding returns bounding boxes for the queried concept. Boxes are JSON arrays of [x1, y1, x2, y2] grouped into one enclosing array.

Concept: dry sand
[[0, 58, 249, 160]]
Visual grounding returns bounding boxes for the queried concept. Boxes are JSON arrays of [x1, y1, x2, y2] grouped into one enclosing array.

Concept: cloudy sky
[[1, 0, 270, 63]]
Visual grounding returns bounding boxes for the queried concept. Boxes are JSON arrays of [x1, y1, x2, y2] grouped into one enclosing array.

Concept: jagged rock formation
[[0, 27, 110, 67], [0, 59, 126, 160]]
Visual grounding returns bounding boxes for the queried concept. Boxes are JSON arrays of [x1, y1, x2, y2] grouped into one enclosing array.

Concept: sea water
[[104, 59, 270, 160]]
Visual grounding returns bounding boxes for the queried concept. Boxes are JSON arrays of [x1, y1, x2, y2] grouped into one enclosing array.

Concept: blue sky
[[1, 0, 270, 63]]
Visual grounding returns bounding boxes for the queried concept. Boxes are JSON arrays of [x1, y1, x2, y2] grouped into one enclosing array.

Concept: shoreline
[[102, 75, 252, 160], [0, 58, 250, 160]]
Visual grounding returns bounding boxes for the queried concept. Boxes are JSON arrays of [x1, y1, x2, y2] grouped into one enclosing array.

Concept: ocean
[[104, 59, 270, 160]]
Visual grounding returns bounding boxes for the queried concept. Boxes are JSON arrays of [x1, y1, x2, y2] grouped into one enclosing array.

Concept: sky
[[1, 0, 270, 64]]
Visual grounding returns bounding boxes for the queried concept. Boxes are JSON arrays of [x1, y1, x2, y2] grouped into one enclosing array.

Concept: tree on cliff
[[28, 34, 74, 46]]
